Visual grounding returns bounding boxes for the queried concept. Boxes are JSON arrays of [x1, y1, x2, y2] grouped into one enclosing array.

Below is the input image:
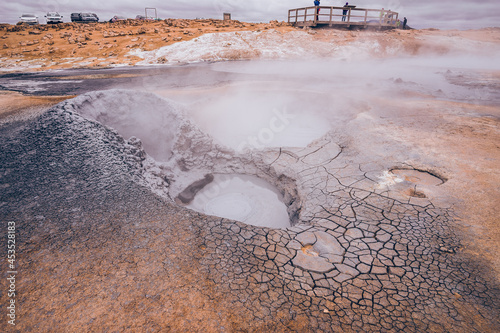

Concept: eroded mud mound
[[58, 89, 301, 227], [65, 90, 183, 161]]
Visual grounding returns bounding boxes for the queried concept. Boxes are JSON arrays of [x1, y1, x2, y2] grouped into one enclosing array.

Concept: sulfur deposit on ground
[[0, 20, 499, 332]]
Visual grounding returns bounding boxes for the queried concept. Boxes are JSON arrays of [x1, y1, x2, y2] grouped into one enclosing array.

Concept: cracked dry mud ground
[[0, 99, 499, 332]]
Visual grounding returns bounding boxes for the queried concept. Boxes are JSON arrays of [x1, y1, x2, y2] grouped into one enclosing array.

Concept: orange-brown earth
[[0, 91, 73, 121], [1, 21, 499, 71], [0, 19, 293, 70]]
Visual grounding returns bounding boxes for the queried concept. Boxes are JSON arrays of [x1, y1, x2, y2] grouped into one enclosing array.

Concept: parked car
[[71, 12, 99, 23], [45, 12, 63, 24], [109, 15, 127, 23], [19, 14, 39, 25], [80, 13, 99, 22]]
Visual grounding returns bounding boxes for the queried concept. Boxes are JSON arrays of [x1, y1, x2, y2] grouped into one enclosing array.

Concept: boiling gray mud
[[186, 174, 291, 229]]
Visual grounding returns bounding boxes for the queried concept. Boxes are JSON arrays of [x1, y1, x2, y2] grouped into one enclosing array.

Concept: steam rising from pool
[[63, 89, 297, 229], [61, 49, 500, 229], [177, 82, 332, 151], [148, 55, 499, 153]]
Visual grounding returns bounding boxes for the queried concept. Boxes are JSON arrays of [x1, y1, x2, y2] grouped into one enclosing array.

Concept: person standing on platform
[[314, 0, 320, 21], [342, 2, 349, 22]]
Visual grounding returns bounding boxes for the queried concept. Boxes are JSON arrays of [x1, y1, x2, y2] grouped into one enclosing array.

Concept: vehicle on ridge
[[80, 13, 99, 22], [45, 12, 63, 24], [19, 14, 39, 25], [71, 12, 99, 23]]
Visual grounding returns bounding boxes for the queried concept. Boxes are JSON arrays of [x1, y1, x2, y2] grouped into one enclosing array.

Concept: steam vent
[[0, 19, 499, 333]]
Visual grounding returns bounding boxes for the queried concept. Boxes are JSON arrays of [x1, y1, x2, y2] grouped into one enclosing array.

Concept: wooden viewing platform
[[288, 6, 399, 29]]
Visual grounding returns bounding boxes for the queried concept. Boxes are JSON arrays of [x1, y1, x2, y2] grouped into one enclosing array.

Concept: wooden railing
[[288, 6, 399, 28]]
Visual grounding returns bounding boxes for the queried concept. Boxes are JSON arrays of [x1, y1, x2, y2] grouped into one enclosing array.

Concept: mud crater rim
[[389, 167, 448, 186], [178, 172, 301, 229]]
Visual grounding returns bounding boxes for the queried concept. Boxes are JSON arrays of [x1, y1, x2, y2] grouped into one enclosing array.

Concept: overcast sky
[[1, 0, 499, 29]]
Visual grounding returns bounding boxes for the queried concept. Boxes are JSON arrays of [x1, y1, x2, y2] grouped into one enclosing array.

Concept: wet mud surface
[[0, 65, 261, 97]]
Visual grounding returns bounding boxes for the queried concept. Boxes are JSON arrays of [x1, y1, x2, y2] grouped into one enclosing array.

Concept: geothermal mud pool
[[186, 174, 291, 229], [0, 57, 499, 332]]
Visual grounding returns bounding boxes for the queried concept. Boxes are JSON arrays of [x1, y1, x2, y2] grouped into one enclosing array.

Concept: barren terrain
[[0, 20, 499, 332], [0, 19, 292, 70], [1, 20, 499, 71]]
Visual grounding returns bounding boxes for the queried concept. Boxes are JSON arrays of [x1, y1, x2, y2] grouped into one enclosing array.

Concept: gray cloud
[[0, 0, 498, 29]]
